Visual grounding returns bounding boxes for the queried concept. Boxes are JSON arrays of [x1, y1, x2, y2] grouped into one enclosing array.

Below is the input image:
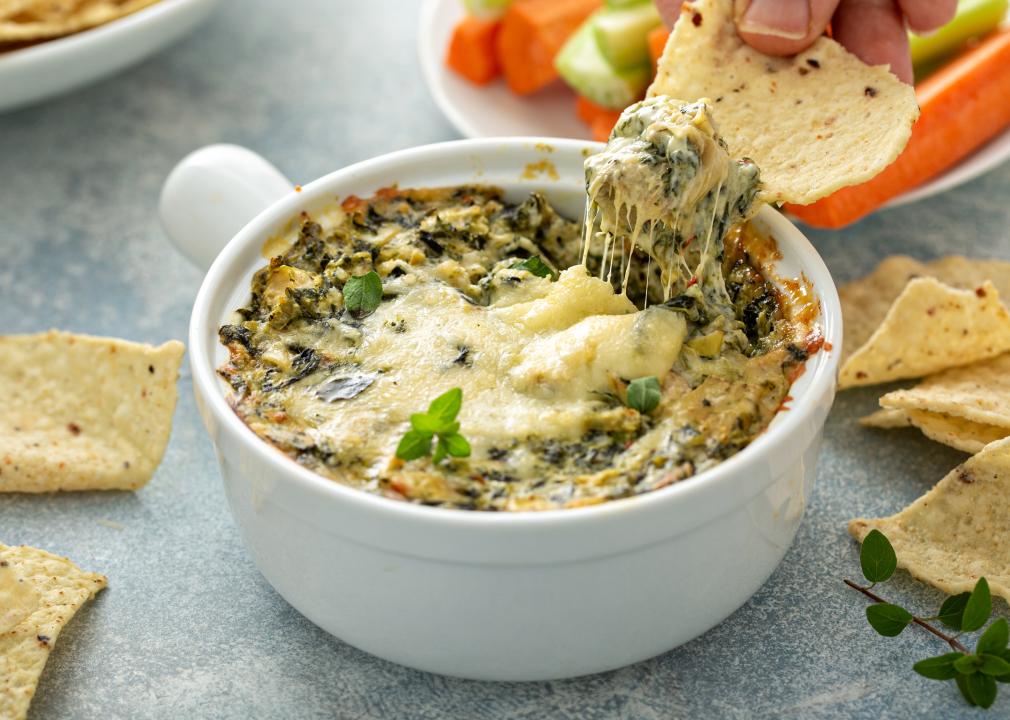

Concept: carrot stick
[[576, 93, 622, 127], [590, 114, 617, 142], [446, 16, 502, 85], [496, 0, 601, 95], [648, 25, 669, 75], [787, 29, 1010, 229]]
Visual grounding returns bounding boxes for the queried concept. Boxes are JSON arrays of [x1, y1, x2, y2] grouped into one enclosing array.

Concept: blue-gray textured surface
[[1, 1, 1009, 718]]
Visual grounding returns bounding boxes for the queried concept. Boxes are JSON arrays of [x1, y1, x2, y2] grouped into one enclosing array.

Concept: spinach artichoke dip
[[218, 96, 821, 511]]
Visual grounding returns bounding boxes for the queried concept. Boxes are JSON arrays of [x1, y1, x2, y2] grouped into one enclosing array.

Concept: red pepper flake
[[686, 276, 698, 288], [787, 364, 807, 384], [804, 328, 825, 355], [67, 423, 81, 436], [976, 286, 987, 297]]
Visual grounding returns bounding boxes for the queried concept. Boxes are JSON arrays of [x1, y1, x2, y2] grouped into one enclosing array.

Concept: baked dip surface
[[218, 99, 820, 511]]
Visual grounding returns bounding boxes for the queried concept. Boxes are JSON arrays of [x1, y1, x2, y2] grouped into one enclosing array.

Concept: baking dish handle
[[159, 144, 293, 271]]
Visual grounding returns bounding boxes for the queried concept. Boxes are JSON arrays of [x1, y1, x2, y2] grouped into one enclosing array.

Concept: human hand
[[655, 0, 957, 83]]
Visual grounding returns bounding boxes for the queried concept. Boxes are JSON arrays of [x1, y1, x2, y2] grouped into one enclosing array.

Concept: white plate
[[0, 0, 221, 113], [418, 0, 1010, 209]]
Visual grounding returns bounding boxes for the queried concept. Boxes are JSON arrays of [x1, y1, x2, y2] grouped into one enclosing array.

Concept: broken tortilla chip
[[859, 408, 913, 429], [849, 436, 1010, 602], [648, 0, 918, 206], [0, 544, 106, 720], [862, 405, 1008, 454], [838, 278, 1010, 389], [0, 330, 184, 492], [0, 0, 160, 43], [904, 409, 1009, 454], [839, 255, 1010, 365], [880, 353, 1010, 430]]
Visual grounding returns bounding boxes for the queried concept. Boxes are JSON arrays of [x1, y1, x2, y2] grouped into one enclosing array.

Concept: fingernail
[[737, 0, 810, 40]]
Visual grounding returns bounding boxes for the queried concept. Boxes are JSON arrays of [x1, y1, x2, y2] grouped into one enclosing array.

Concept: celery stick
[[593, 2, 663, 69], [462, 0, 512, 20], [556, 19, 651, 109], [604, 0, 653, 7], [910, 0, 1008, 70]]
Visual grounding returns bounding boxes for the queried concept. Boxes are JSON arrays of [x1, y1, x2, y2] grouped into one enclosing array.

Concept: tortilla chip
[[849, 436, 1010, 602], [648, 0, 918, 205], [839, 255, 1010, 365], [859, 408, 913, 429], [0, 330, 184, 492], [905, 409, 1009, 454], [861, 406, 1008, 454], [0, 544, 106, 720], [880, 353, 1010, 430], [838, 278, 1010, 389], [0, 0, 159, 43]]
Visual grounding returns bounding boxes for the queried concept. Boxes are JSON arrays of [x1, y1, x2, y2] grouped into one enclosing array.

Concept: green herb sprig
[[511, 255, 558, 280], [344, 270, 383, 318], [395, 388, 471, 464], [847, 529, 1010, 708], [626, 376, 661, 414]]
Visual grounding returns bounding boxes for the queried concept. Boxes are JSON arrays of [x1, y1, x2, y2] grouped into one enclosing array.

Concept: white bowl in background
[[0, 0, 221, 114], [417, 0, 1010, 211], [159, 139, 841, 680]]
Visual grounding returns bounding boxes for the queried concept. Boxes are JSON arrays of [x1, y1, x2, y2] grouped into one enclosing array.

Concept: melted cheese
[[268, 265, 676, 468]]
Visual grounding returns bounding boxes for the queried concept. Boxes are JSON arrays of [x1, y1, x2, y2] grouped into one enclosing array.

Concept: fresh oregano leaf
[[963, 578, 992, 633], [396, 429, 432, 461], [411, 413, 458, 436], [860, 529, 898, 584], [626, 376, 661, 414], [511, 255, 557, 280], [397, 388, 470, 466], [956, 674, 978, 706], [938, 592, 971, 631], [866, 603, 913, 637], [344, 271, 383, 318], [980, 654, 1010, 677], [913, 652, 964, 681], [954, 654, 982, 675], [997, 650, 1010, 684], [428, 387, 463, 423], [966, 672, 998, 709], [443, 433, 471, 458], [433, 436, 449, 464], [978, 618, 1010, 655]]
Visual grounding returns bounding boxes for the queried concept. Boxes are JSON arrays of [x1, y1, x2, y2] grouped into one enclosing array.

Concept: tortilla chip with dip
[[0, 330, 184, 492], [838, 278, 1010, 389], [0, 0, 159, 43], [0, 543, 106, 720], [839, 255, 1010, 366], [648, 0, 918, 206], [849, 436, 1010, 602]]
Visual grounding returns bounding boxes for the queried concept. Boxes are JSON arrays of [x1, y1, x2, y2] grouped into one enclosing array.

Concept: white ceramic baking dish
[[160, 139, 841, 681]]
